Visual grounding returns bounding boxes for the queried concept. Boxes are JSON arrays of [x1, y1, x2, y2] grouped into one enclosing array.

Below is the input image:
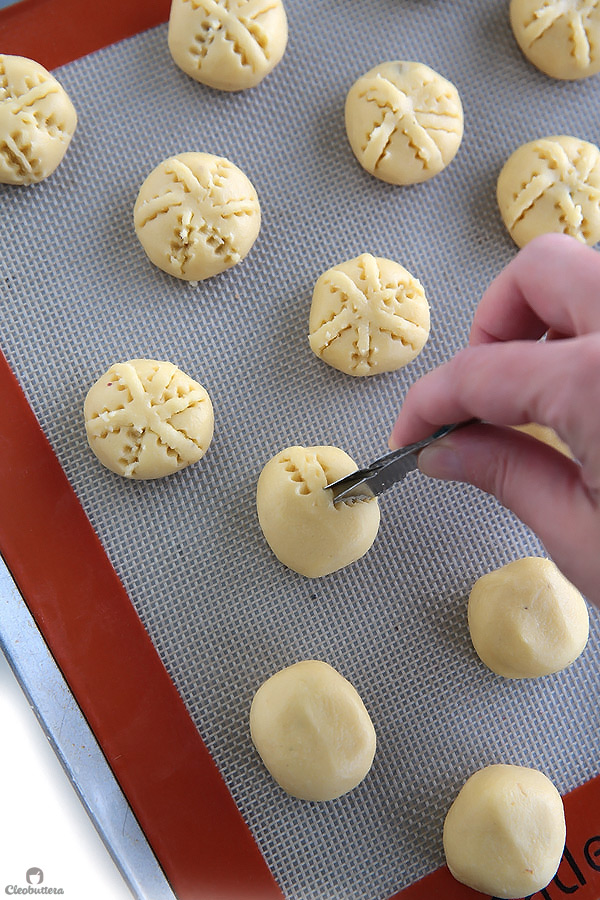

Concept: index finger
[[470, 233, 600, 345]]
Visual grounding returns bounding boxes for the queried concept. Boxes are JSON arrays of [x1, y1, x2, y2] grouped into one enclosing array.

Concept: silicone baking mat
[[1, 1, 600, 899]]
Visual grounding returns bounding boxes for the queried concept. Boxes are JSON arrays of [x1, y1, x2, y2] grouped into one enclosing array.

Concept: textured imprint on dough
[[184, 0, 279, 74], [0, 56, 69, 182], [521, 0, 599, 69], [279, 449, 335, 498], [136, 156, 258, 276], [358, 68, 463, 175], [310, 255, 428, 375], [87, 363, 211, 476], [505, 140, 600, 241]]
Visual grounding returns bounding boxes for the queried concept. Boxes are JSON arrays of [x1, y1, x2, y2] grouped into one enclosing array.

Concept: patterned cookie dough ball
[[256, 445, 380, 578], [168, 0, 288, 92], [0, 54, 77, 185], [134, 152, 261, 281], [308, 253, 430, 376], [345, 60, 463, 185], [84, 359, 214, 479], [510, 0, 600, 80], [497, 135, 600, 248]]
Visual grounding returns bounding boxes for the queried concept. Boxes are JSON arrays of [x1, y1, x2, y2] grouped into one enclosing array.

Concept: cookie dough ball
[[256, 445, 380, 577], [134, 152, 261, 281], [468, 557, 589, 679], [168, 0, 288, 91], [513, 422, 573, 458], [344, 60, 463, 185], [510, 0, 600, 80], [0, 54, 77, 185], [308, 254, 430, 376], [250, 660, 376, 801], [84, 359, 214, 479], [497, 135, 600, 248], [444, 764, 565, 899]]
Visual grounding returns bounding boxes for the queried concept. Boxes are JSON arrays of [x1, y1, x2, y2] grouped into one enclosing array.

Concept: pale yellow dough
[[510, 0, 600, 80], [513, 422, 573, 458], [308, 254, 430, 376], [497, 135, 600, 247], [256, 445, 380, 577], [443, 764, 566, 899], [250, 660, 376, 801], [133, 152, 261, 281], [468, 557, 589, 678], [344, 60, 463, 185], [0, 55, 77, 185], [84, 359, 214, 479], [168, 0, 288, 91]]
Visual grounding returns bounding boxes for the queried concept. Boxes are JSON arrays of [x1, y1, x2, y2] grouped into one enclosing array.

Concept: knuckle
[[447, 345, 482, 395], [567, 335, 600, 415], [541, 335, 600, 436]]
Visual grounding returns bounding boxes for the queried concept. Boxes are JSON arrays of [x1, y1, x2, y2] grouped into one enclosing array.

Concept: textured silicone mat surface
[[1, 2, 599, 898]]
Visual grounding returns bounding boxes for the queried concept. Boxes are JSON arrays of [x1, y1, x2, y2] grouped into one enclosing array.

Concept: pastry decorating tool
[[327, 421, 475, 504]]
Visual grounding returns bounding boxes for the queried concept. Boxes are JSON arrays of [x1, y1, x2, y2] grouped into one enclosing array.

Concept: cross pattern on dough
[[522, 0, 599, 68], [505, 140, 600, 240], [279, 449, 335, 497], [358, 70, 462, 174], [280, 455, 311, 495], [310, 256, 428, 375], [87, 362, 210, 476], [0, 58, 68, 181], [137, 156, 257, 276], [0, 130, 43, 181], [184, 0, 278, 73]]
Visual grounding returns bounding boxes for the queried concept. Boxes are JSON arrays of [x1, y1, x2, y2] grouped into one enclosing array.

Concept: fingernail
[[418, 440, 466, 482]]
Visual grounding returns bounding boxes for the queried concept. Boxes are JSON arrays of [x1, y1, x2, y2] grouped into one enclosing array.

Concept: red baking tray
[[1, 3, 599, 899]]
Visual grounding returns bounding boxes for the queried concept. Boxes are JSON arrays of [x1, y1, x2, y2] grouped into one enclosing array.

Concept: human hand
[[389, 233, 600, 605]]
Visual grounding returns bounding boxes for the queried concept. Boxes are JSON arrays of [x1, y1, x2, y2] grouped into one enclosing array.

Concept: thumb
[[418, 424, 599, 600]]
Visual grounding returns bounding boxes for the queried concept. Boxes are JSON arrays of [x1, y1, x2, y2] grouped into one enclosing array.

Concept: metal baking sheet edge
[[0, 555, 177, 900]]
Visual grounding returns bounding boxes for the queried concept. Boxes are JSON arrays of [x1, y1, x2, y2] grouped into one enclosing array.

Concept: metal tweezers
[[327, 422, 470, 504]]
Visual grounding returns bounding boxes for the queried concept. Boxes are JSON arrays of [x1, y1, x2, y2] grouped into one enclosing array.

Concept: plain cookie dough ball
[[308, 253, 430, 376], [168, 0, 288, 91], [510, 0, 600, 80], [250, 660, 377, 801], [468, 557, 589, 679], [134, 152, 261, 281], [256, 445, 380, 577], [513, 422, 573, 458], [0, 54, 77, 185], [444, 764, 566, 899], [497, 135, 600, 248], [84, 359, 214, 479], [344, 60, 463, 185]]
